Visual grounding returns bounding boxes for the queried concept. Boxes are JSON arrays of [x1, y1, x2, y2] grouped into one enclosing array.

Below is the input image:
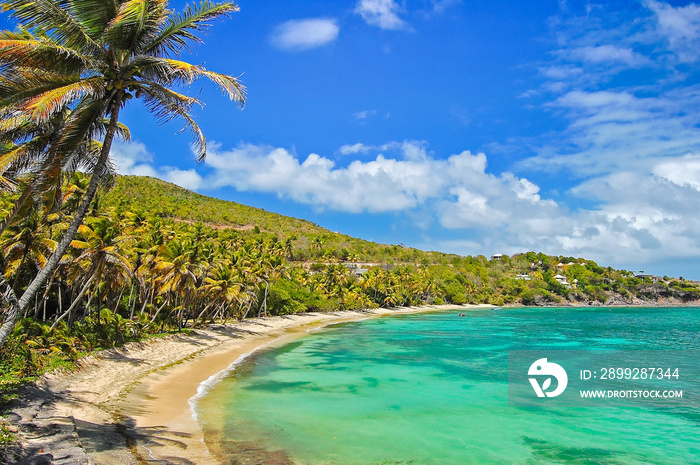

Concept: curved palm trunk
[[195, 303, 214, 326], [144, 299, 169, 330], [50, 274, 95, 331], [0, 99, 122, 348], [240, 297, 253, 321], [258, 279, 269, 318]]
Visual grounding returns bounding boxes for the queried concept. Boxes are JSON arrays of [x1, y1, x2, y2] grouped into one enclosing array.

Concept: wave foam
[[188, 340, 275, 422]]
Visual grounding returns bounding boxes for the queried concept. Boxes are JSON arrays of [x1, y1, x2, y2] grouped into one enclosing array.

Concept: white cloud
[[430, 0, 462, 14], [555, 90, 635, 109], [521, 2, 700, 181], [110, 141, 159, 177], [535, 1, 700, 92], [110, 141, 203, 191], [204, 142, 436, 212], [439, 169, 700, 272], [270, 18, 339, 51], [474, 1, 700, 272], [569, 45, 648, 66], [523, 87, 700, 176], [538, 65, 583, 80], [564, 165, 700, 262], [355, 0, 410, 30], [163, 168, 203, 191], [353, 110, 377, 121], [645, 0, 700, 62], [339, 143, 372, 155], [202, 142, 555, 226], [653, 154, 700, 190]]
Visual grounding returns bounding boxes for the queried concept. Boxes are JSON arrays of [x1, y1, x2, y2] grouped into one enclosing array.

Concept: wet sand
[[13, 305, 491, 464]]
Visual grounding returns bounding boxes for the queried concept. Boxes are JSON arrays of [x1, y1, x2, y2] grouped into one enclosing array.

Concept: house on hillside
[[516, 274, 532, 280], [345, 263, 372, 277], [554, 274, 570, 286], [491, 254, 503, 261]]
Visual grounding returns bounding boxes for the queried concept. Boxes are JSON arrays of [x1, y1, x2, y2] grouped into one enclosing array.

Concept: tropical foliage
[[2, 174, 699, 388], [0, 0, 245, 346], [0, 1, 698, 415]]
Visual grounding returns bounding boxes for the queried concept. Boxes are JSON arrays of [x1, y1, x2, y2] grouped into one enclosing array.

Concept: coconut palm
[[0, 0, 245, 346], [151, 239, 200, 328], [50, 216, 131, 328], [199, 262, 244, 322], [0, 106, 131, 240], [1, 209, 56, 284], [70, 218, 131, 308]]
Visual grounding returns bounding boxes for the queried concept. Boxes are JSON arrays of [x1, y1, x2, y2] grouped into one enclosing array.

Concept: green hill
[[97, 175, 700, 307], [101, 175, 456, 264], [102, 175, 325, 235]]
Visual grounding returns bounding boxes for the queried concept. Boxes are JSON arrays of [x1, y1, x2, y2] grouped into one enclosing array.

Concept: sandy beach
[[9, 304, 490, 464]]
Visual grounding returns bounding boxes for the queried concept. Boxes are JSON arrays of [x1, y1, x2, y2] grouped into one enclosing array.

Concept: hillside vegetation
[[101, 175, 458, 264], [1, 174, 699, 390]]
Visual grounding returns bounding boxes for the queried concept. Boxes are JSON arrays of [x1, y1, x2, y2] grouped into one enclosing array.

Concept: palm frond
[[139, 81, 206, 159], [95, 118, 131, 142], [0, 113, 32, 138], [141, 1, 238, 56], [1, 0, 100, 53], [0, 175, 17, 190], [135, 57, 245, 105], [67, 0, 120, 39], [0, 70, 82, 104], [0, 38, 93, 72], [103, 0, 167, 53], [54, 94, 106, 154], [22, 77, 103, 124], [69, 239, 89, 249], [198, 69, 245, 106], [71, 139, 116, 187], [0, 140, 46, 176]]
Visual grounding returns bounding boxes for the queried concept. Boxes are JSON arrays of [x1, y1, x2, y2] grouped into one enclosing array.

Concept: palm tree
[[62, 217, 132, 323], [0, 108, 130, 237], [199, 262, 244, 322], [0, 0, 245, 347], [151, 239, 200, 329], [1, 209, 55, 286]]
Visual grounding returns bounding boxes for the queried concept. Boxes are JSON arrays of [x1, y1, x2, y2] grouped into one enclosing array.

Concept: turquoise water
[[195, 307, 700, 464]]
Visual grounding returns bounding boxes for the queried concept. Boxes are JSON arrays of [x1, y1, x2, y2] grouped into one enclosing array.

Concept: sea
[[194, 307, 700, 464]]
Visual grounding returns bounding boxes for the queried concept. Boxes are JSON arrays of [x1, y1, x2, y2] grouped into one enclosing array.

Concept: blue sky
[[8, 0, 700, 278]]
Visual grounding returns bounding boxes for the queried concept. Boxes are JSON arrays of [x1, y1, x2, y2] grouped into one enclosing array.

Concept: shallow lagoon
[[196, 307, 700, 464]]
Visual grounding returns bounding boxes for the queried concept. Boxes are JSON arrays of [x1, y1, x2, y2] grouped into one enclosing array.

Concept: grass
[[0, 324, 202, 462], [0, 376, 33, 407], [0, 416, 19, 462], [0, 324, 196, 412], [0, 420, 16, 446]]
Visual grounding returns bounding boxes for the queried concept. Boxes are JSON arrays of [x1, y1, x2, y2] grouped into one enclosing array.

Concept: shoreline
[[11, 304, 489, 464], [10, 303, 697, 464]]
